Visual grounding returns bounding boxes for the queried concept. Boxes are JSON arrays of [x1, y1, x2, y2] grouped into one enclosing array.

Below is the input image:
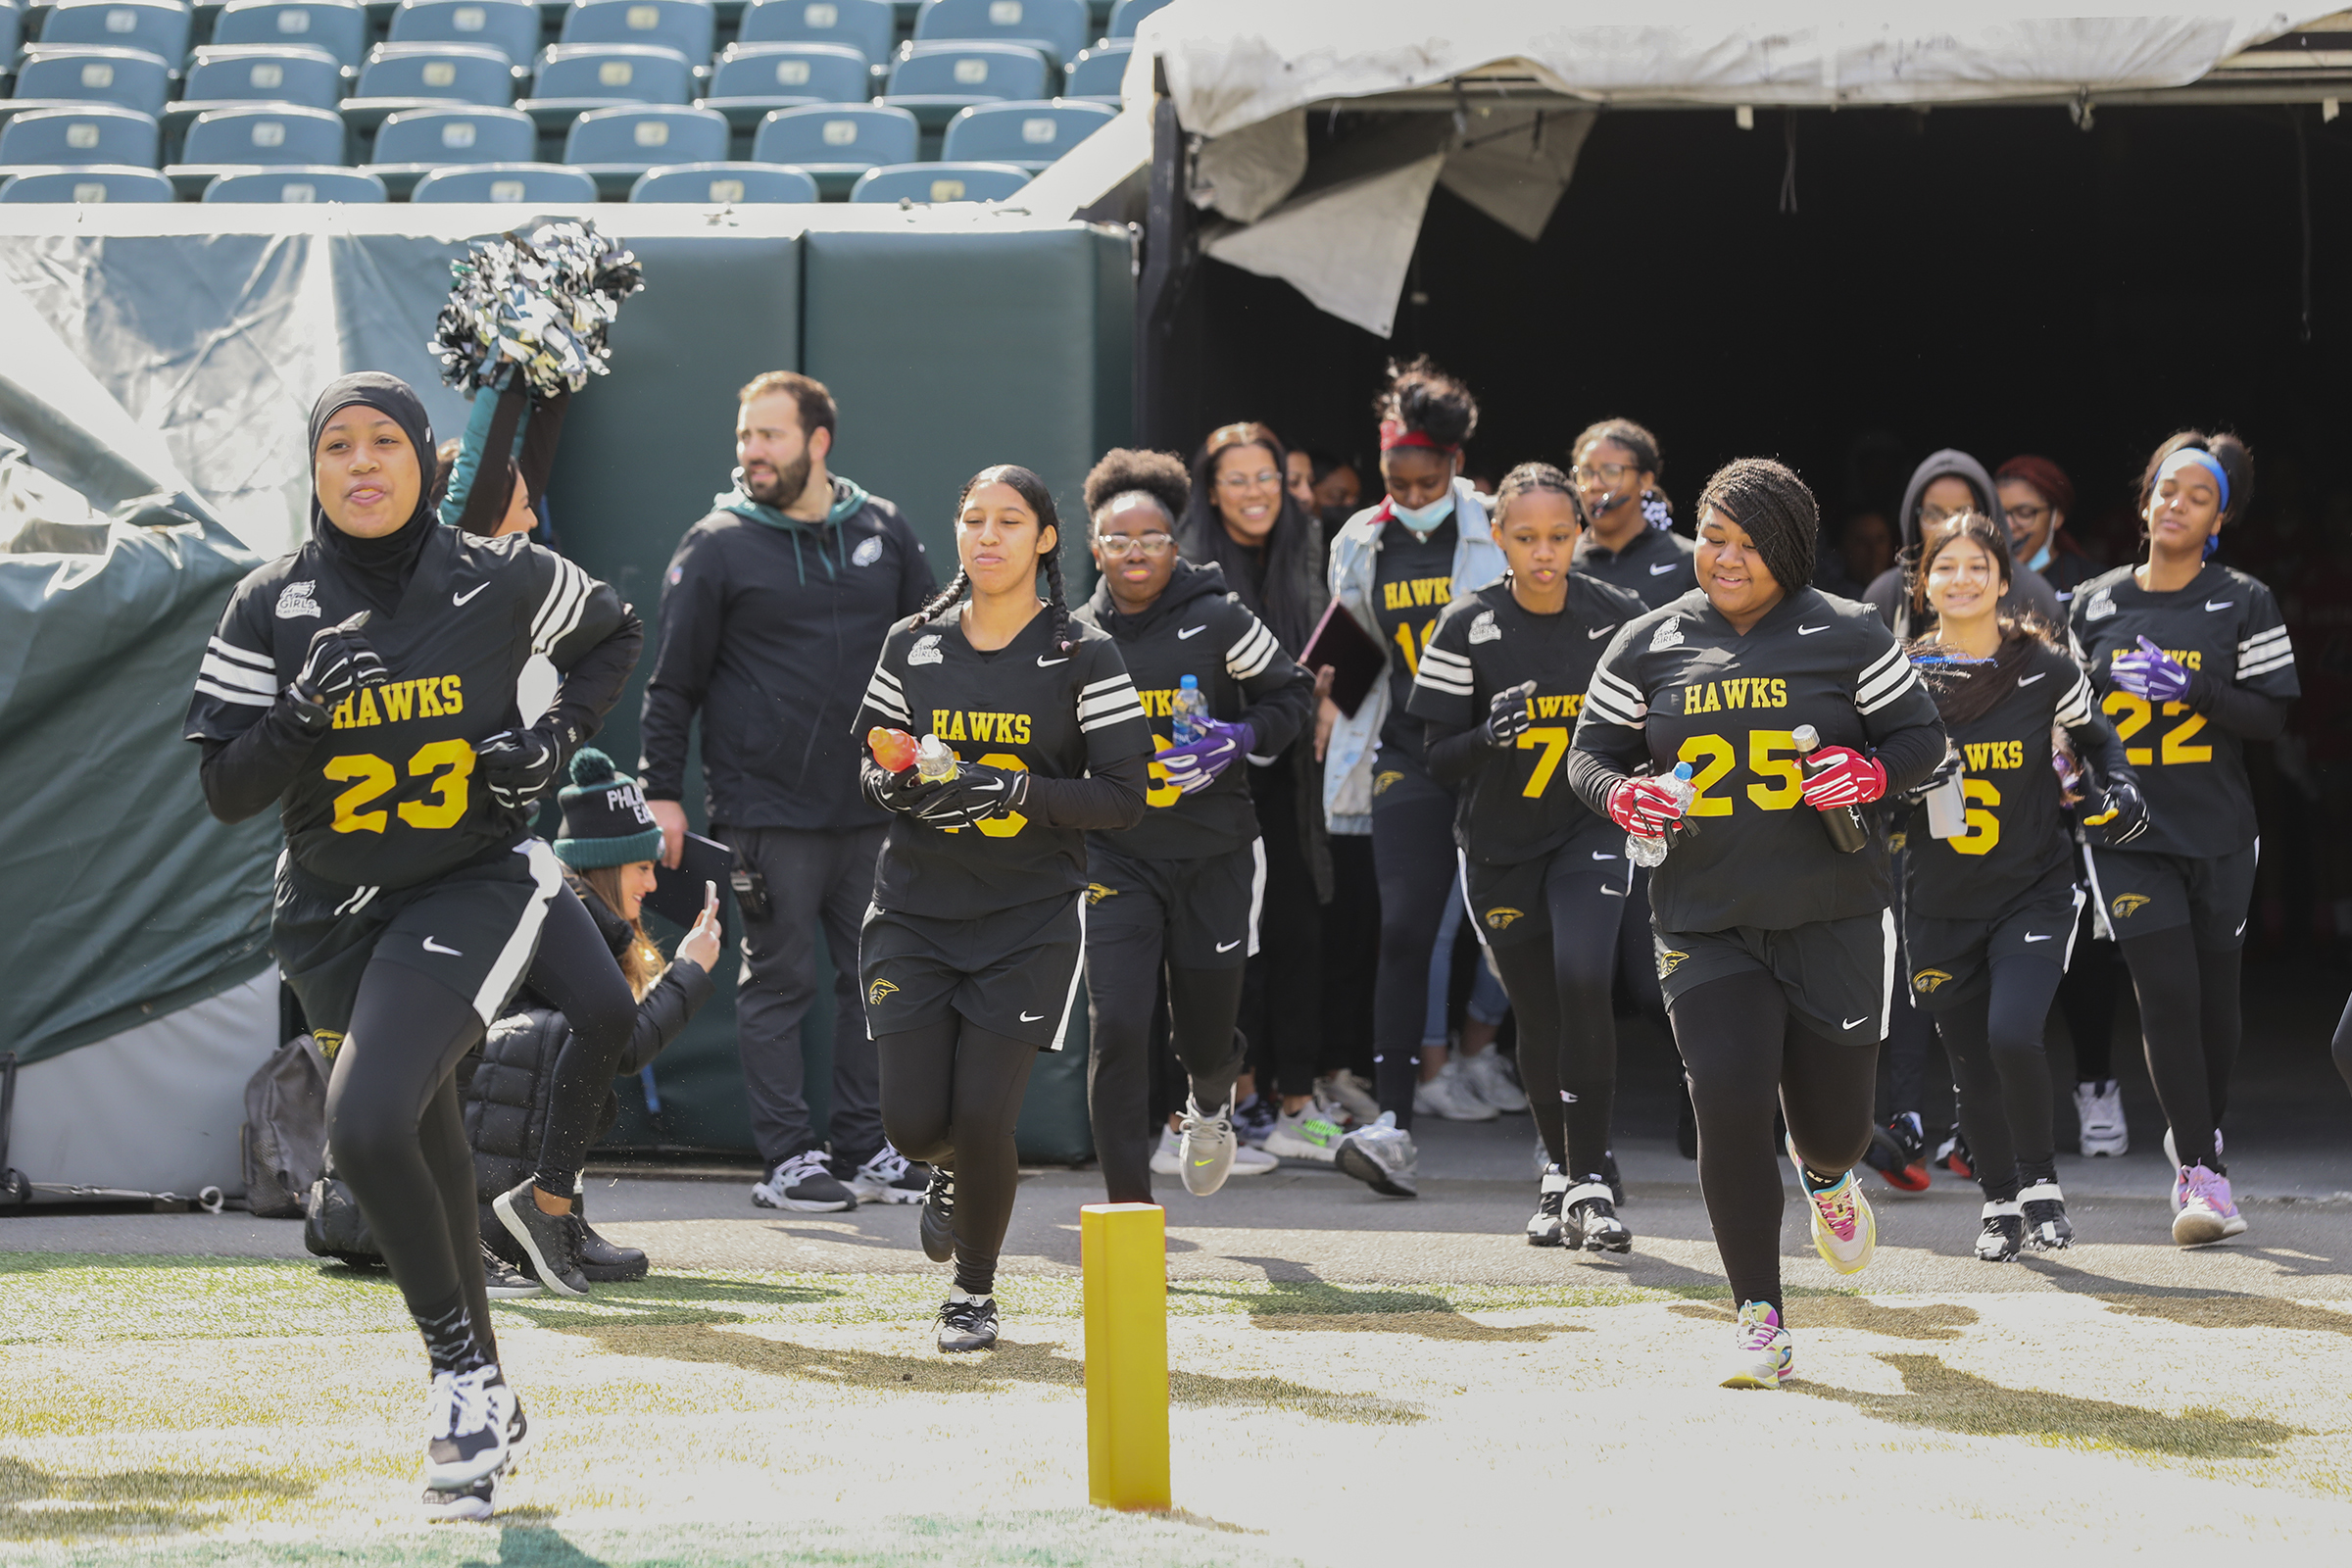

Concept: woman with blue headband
[[2067, 431, 2298, 1248]]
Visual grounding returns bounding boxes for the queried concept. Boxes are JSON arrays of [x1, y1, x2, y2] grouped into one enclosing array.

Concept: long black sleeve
[[861, 751, 1152, 831], [638, 525, 722, 803], [1424, 718, 1496, 790], [540, 599, 642, 760], [2185, 668, 2291, 743], [2063, 707, 2139, 794], [616, 956, 714, 1074], [1225, 605, 1314, 757], [1568, 720, 1649, 820], [1870, 717, 1949, 799], [198, 700, 326, 823]]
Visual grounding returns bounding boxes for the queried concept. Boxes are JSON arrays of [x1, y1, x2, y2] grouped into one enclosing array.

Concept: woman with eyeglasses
[[1569, 419, 1694, 611], [1077, 448, 1315, 1200]]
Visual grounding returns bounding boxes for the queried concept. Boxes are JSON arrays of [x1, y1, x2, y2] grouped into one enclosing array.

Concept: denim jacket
[[1322, 477, 1504, 835]]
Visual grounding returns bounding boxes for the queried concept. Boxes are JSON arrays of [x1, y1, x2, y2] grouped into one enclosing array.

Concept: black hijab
[[308, 371, 437, 615]]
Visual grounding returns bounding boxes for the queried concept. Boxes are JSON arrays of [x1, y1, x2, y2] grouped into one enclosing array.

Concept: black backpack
[[241, 1034, 329, 1219]]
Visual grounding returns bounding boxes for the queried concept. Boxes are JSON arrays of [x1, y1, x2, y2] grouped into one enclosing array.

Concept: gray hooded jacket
[[1864, 448, 2063, 639]]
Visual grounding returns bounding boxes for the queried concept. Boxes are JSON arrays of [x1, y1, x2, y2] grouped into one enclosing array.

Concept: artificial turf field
[[6, 1248, 2352, 1565]]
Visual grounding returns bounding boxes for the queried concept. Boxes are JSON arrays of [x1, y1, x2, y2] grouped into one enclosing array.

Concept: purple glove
[[2110, 635, 2191, 703], [1157, 718, 1255, 795]]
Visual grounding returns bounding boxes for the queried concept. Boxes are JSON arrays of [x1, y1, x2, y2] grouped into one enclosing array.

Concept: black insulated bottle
[[1791, 723, 1870, 855]]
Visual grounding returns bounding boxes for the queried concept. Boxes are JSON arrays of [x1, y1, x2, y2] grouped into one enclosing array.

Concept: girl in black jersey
[[1073, 449, 1314, 1200], [855, 466, 1153, 1351], [183, 373, 640, 1516], [1406, 464, 1646, 1250], [1901, 514, 2146, 1262], [1569, 459, 1946, 1389], [2069, 432, 2298, 1247]]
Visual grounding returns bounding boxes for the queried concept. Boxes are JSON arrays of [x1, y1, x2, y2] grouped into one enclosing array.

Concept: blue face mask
[[1389, 493, 1454, 536], [2027, 543, 2051, 573]]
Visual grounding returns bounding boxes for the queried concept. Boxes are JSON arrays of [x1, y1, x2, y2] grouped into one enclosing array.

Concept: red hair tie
[[1379, 418, 1458, 456]]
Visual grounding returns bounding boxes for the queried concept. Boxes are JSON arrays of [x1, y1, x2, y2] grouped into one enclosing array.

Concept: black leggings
[[877, 1020, 1040, 1297], [324, 961, 494, 1365], [1087, 934, 1245, 1204], [1370, 783, 1457, 1126], [1934, 956, 2066, 1201], [526, 885, 638, 1200], [2332, 993, 2352, 1100], [1671, 970, 1878, 1317], [1485, 856, 1623, 1177], [1242, 769, 1323, 1099], [2115, 926, 2241, 1170], [2056, 897, 2120, 1082]]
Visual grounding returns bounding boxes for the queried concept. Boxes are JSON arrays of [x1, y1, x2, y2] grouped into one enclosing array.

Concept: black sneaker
[[492, 1180, 589, 1298], [571, 1214, 648, 1284], [843, 1143, 930, 1205], [752, 1151, 858, 1213], [936, 1295, 999, 1352], [1975, 1200, 2024, 1262], [1526, 1165, 1568, 1247], [1562, 1180, 1633, 1253], [480, 1241, 541, 1299], [2019, 1180, 2073, 1250], [1937, 1129, 1975, 1179], [424, 1364, 515, 1490], [420, 1471, 498, 1522], [919, 1166, 956, 1263]]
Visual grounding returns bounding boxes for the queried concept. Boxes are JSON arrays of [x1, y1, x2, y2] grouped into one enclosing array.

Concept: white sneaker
[[1228, 1142, 1278, 1176], [1413, 1058, 1498, 1122], [1262, 1103, 1346, 1163], [1150, 1127, 1183, 1177], [1334, 1110, 1418, 1198], [1177, 1096, 1238, 1196], [1316, 1070, 1380, 1125], [2161, 1127, 2224, 1213], [1460, 1049, 1529, 1112], [1719, 1300, 1792, 1389], [2076, 1079, 2129, 1156], [1527, 1165, 1569, 1246]]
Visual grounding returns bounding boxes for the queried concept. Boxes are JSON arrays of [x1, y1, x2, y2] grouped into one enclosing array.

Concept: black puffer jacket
[[460, 871, 713, 1229]]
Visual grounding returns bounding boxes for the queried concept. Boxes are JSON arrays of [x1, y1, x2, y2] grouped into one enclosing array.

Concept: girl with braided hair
[[853, 465, 1154, 1350], [1569, 458, 1947, 1388]]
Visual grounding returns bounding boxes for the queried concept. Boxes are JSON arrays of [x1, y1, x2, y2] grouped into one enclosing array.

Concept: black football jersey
[[1370, 518, 1458, 767], [1903, 641, 2101, 919], [185, 526, 631, 890], [1407, 574, 1647, 864], [1072, 564, 1312, 861], [856, 609, 1152, 919], [2069, 564, 2298, 858], [1572, 587, 1946, 932], [1573, 525, 1698, 610]]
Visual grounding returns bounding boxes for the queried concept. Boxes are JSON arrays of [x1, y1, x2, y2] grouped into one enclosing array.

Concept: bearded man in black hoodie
[[641, 371, 936, 1212]]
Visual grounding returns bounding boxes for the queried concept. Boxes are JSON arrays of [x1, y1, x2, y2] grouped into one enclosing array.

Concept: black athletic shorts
[[272, 839, 565, 1051], [860, 894, 1086, 1052], [1654, 908, 1897, 1045], [1904, 872, 2083, 1011], [2085, 842, 2258, 950], [1083, 838, 1263, 969], [1464, 824, 1631, 949]]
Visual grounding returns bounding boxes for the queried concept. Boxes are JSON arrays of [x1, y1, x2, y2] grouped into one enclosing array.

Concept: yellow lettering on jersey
[[1382, 576, 1452, 612], [1962, 740, 2023, 770], [1687, 678, 1788, 714], [355, 687, 381, 728], [930, 710, 1030, 746], [379, 681, 416, 724], [331, 695, 356, 729], [1138, 688, 1177, 718], [1532, 693, 1582, 719], [2109, 646, 2203, 671], [416, 680, 444, 718], [441, 675, 464, 713], [333, 675, 464, 729]]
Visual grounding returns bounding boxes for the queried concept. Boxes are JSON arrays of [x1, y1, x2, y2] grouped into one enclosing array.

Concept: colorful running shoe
[[1718, 1300, 1792, 1389], [2173, 1163, 2248, 1246], [2162, 1127, 2224, 1214], [1789, 1140, 1876, 1275]]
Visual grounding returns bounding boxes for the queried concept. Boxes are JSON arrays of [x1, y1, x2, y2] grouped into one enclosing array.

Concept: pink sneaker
[[2173, 1163, 2247, 1246], [1719, 1300, 1792, 1389]]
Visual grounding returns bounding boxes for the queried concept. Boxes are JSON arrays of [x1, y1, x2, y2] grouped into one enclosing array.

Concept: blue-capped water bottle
[[1171, 673, 1208, 745], [1625, 761, 1695, 868]]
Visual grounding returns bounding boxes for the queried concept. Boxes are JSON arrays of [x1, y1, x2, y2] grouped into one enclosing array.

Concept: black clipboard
[[644, 831, 734, 942], [1299, 598, 1387, 717]]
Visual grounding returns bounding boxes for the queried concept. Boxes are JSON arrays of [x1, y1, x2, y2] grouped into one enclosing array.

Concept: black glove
[[1480, 681, 1535, 748], [870, 763, 941, 814], [293, 612, 388, 706], [912, 764, 1029, 829], [2080, 775, 2150, 846], [475, 726, 561, 811], [1901, 745, 1964, 805]]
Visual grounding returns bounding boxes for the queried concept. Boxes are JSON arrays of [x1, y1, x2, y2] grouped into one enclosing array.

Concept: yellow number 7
[[1516, 726, 1570, 798]]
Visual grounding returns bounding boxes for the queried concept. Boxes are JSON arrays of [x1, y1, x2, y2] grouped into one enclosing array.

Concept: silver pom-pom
[[430, 221, 646, 398]]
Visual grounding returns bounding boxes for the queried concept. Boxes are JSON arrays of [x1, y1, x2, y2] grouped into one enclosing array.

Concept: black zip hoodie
[[1863, 448, 2063, 638], [1074, 559, 1314, 860]]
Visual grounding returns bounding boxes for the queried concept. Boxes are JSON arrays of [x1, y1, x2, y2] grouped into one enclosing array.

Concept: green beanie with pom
[[551, 748, 666, 870]]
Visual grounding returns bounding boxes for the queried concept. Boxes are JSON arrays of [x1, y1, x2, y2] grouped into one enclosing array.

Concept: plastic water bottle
[[915, 733, 958, 783], [1171, 674, 1208, 745], [1625, 762, 1694, 867]]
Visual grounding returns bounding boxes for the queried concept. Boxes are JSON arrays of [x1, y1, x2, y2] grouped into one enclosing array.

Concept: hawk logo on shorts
[[866, 979, 899, 1004], [1484, 907, 1523, 930], [1084, 882, 1119, 905], [1373, 769, 1404, 796], [1912, 969, 1953, 995], [2111, 893, 2151, 918], [311, 1029, 344, 1058], [1886, 830, 1908, 855], [275, 580, 321, 619], [1656, 949, 1689, 978], [1467, 611, 1500, 645], [908, 635, 944, 666], [852, 534, 884, 567], [1649, 618, 1685, 652]]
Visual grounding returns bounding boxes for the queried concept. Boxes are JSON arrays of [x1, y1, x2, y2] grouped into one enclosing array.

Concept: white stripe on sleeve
[[862, 672, 911, 723], [193, 677, 272, 707], [2053, 671, 2095, 728], [199, 653, 277, 696], [1224, 620, 1278, 681], [1856, 662, 1921, 715], [208, 635, 273, 670]]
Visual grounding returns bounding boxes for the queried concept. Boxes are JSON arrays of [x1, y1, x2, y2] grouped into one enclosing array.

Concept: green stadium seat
[[1063, 37, 1124, 101], [36, 1, 190, 67], [387, 0, 542, 69], [913, 0, 1084, 71], [557, 0, 711, 67], [3, 46, 172, 127], [698, 42, 866, 131], [848, 157, 1023, 203], [410, 157, 593, 199], [881, 40, 1046, 130], [0, 103, 159, 166], [202, 162, 385, 197], [212, 0, 369, 70], [628, 158, 813, 201], [167, 100, 346, 194], [735, 0, 888, 70], [0, 162, 177, 198], [562, 99, 722, 195], [363, 100, 532, 192], [750, 100, 908, 195], [1104, 0, 1163, 40], [341, 41, 516, 130], [519, 42, 692, 129], [940, 96, 1107, 172]]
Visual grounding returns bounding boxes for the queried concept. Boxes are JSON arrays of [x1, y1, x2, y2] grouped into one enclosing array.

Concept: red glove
[[1607, 775, 1688, 837], [1801, 746, 1886, 809]]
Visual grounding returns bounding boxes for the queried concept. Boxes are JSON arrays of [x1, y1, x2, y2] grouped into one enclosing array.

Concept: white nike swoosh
[[1177, 625, 1206, 639], [1591, 852, 1617, 860], [422, 936, 462, 956], [1798, 624, 1828, 635], [2017, 672, 2047, 687], [2235, 920, 2247, 936], [2206, 600, 2233, 611], [1215, 939, 1242, 952], [1020, 1010, 1046, 1022], [1037, 656, 1069, 666], [453, 583, 489, 607], [1841, 1014, 1870, 1029], [1588, 625, 1613, 639], [1649, 562, 1680, 575], [969, 779, 1003, 793], [1599, 885, 1625, 897], [2023, 933, 2053, 942]]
